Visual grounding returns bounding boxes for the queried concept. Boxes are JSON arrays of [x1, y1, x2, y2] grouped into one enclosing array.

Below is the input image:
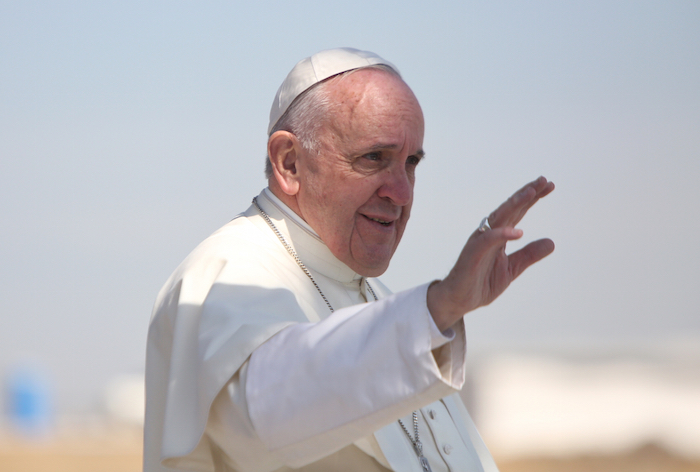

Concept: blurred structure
[[103, 374, 145, 426], [0, 370, 144, 472], [468, 341, 700, 460], [3, 365, 53, 438]]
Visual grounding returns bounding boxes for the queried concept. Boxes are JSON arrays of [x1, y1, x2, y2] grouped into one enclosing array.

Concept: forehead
[[328, 69, 421, 115], [322, 69, 424, 146]]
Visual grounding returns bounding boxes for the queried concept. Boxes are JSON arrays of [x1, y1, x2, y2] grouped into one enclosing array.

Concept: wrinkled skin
[[268, 69, 424, 277], [268, 69, 555, 329]]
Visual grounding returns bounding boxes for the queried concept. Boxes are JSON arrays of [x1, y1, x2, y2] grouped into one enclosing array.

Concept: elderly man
[[144, 48, 554, 472]]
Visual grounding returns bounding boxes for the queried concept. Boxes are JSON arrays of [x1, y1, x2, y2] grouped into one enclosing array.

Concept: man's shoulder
[[181, 213, 291, 274], [197, 213, 267, 254], [151, 210, 310, 322]]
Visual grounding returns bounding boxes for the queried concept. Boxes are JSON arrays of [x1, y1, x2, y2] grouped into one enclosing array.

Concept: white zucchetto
[[268, 47, 399, 134]]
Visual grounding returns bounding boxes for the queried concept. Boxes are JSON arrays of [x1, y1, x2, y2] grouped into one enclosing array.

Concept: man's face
[[294, 69, 425, 277]]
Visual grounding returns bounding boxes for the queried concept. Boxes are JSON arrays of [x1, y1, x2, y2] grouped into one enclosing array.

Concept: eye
[[363, 152, 381, 161], [406, 155, 423, 166]]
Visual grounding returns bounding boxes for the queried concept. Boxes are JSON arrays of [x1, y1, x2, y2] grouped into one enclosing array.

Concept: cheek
[[317, 196, 357, 242], [395, 204, 412, 237]]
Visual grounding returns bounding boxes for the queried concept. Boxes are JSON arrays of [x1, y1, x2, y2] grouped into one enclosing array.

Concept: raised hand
[[427, 176, 555, 332]]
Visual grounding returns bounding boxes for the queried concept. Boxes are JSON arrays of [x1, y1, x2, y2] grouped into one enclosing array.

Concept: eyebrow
[[367, 143, 426, 159]]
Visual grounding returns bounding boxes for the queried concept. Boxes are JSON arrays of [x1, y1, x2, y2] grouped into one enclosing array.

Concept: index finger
[[488, 176, 554, 229]]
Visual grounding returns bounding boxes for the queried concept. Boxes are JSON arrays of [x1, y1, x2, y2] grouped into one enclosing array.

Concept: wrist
[[427, 279, 467, 332]]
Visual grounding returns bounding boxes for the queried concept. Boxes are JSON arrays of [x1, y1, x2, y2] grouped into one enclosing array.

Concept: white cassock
[[144, 188, 500, 472]]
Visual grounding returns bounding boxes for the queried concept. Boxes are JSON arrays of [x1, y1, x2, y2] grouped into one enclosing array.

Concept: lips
[[366, 216, 390, 226], [361, 213, 397, 227]]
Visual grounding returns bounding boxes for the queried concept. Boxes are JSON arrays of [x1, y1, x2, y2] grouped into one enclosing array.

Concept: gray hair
[[264, 64, 400, 179]]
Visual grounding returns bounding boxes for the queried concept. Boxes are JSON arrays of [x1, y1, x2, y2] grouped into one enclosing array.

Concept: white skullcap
[[268, 47, 399, 134]]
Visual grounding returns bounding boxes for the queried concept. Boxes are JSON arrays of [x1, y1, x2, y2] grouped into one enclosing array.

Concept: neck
[[268, 179, 304, 221], [254, 189, 363, 284]]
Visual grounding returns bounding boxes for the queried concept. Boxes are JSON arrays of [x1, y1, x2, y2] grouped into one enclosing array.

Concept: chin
[[340, 244, 395, 277], [359, 266, 388, 278], [353, 257, 392, 278]]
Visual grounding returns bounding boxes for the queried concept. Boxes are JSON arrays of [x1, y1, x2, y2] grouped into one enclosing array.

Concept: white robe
[[144, 189, 500, 472]]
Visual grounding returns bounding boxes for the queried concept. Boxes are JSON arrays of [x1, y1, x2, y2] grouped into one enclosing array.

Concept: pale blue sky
[[1, 1, 698, 413]]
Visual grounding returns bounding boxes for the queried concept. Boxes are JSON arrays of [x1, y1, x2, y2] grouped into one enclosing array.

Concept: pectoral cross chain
[[399, 412, 433, 472]]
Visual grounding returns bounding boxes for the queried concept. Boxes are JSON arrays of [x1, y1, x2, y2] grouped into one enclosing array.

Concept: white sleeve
[[206, 282, 466, 469]]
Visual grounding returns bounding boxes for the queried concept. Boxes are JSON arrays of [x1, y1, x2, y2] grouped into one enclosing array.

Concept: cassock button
[[428, 409, 437, 420], [443, 444, 453, 455]]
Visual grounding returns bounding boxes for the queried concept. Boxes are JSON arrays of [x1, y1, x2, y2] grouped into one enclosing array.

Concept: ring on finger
[[478, 217, 492, 233]]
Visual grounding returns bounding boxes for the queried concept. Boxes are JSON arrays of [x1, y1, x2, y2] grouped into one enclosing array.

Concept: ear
[[267, 131, 302, 196]]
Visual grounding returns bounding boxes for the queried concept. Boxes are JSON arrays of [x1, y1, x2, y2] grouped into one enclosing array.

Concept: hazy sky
[[1, 1, 698, 413]]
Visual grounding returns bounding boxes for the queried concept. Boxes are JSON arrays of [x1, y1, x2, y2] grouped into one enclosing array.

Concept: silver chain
[[398, 412, 422, 454], [253, 196, 430, 472], [398, 412, 433, 472], [253, 197, 335, 313]]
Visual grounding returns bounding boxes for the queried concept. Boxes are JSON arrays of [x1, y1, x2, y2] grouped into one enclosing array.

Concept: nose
[[376, 166, 413, 207]]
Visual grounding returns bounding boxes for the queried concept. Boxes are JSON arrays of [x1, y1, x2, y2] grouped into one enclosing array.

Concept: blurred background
[[1, 1, 698, 471]]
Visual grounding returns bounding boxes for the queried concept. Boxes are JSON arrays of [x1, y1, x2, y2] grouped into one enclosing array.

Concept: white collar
[[256, 188, 363, 285]]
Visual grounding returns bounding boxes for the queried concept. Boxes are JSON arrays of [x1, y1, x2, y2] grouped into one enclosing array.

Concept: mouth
[[362, 215, 393, 227]]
